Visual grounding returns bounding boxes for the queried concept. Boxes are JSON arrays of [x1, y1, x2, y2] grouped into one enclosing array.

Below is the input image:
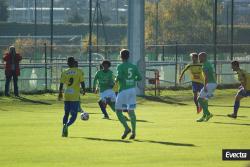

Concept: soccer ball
[[80, 112, 89, 121]]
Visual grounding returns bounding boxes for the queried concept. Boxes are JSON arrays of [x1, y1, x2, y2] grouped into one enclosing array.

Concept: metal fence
[[1, 43, 250, 92]]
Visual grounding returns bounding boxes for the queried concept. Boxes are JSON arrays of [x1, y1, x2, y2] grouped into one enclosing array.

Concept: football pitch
[[0, 89, 249, 167]]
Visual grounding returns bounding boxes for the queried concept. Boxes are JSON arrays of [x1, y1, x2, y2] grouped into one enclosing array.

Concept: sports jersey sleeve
[[79, 70, 84, 82]]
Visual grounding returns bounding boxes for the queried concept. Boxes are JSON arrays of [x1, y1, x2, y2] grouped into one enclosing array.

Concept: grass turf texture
[[0, 89, 249, 167]]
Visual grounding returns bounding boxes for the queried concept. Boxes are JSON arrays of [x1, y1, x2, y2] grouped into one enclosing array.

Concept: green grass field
[[0, 89, 249, 167]]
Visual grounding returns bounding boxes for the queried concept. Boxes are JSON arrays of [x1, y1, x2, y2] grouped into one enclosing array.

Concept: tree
[[145, 0, 213, 44], [0, 0, 9, 21]]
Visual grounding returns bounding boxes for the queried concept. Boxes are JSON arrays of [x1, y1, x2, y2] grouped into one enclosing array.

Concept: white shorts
[[199, 83, 217, 100], [100, 89, 116, 103], [115, 88, 136, 110]]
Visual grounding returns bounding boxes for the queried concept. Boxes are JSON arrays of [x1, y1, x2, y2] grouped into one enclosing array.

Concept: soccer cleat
[[196, 115, 206, 122], [129, 133, 136, 140], [121, 128, 131, 139], [227, 113, 237, 119], [204, 113, 213, 122], [103, 115, 110, 120], [197, 106, 202, 114], [62, 124, 68, 137]]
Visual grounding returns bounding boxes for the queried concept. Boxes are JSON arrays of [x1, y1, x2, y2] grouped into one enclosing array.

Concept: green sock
[[198, 98, 210, 115], [116, 111, 130, 130], [108, 102, 116, 112], [128, 111, 136, 134]]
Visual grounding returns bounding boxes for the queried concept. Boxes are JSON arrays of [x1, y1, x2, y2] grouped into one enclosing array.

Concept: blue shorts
[[64, 101, 80, 114], [192, 82, 204, 93], [237, 88, 250, 97]]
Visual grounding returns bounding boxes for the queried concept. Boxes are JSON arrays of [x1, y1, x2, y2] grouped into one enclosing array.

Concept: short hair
[[120, 49, 129, 60], [101, 60, 111, 67], [67, 57, 75, 67], [231, 61, 239, 67], [190, 52, 198, 58], [198, 52, 207, 57]]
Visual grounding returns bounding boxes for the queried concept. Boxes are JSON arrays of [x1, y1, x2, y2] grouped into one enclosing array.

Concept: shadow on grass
[[69, 137, 132, 143], [14, 96, 52, 105], [106, 118, 154, 123], [134, 139, 196, 147], [213, 114, 248, 118], [143, 96, 188, 106], [210, 104, 250, 108], [213, 121, 250, 126]]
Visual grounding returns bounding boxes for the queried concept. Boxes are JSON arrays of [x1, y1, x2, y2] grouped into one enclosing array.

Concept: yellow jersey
[[181, 63, 204, 84], [237, 69, 250, 91], [60, 67, 84, 101]]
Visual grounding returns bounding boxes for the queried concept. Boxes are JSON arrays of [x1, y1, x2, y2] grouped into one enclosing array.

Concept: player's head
[[120, 49, 129, 61], [9, 46, 16, 56], [190, 52, 198, 63], [74, 60, 78, 67], [231, 61, 240, 71], [67, 57, 75, 68], [101, 60, 111, 70], [198, 52, 207, 63]]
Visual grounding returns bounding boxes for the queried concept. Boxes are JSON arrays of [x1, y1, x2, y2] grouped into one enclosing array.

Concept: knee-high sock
[[198, 98, 210, 115], [63, 112, 70, 125], [67, 112, 77, 127], [233, 101, 240, 115], [128, 111, 136, 134], [98, 100, 108, 117], [116, 111, 130, 130], [193, 96, 199, 108], [108, 102, 116, 112]]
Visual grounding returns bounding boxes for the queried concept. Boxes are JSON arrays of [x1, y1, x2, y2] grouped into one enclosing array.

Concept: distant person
[[3, 46, 22, 97], [179, 53, 204, 114], [228, 61, 250, 119]]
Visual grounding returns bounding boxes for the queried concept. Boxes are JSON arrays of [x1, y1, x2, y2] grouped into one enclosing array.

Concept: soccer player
[[93, 60, 116, 119], [228, 61, 250, 119], [197, 52, 217, 122], [58, 57, 85, 137], [115, 49, 142, 139], [179, 53, 204, 113]]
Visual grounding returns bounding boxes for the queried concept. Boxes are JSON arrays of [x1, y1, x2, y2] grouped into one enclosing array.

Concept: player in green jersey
[[197, 52, 217, 122], [93, 60, 116, 119], [115, 49, 142, 140]]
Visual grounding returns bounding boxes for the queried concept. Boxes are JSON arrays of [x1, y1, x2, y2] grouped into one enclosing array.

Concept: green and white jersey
[[202, 61, 216, 83], [116, 61, 142, 92], [93, 70, 114, 93]]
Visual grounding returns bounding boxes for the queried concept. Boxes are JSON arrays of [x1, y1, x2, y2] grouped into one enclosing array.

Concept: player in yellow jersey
[[58, 57, 85, 137], [228, 61, 250, 119], [179, 53, 204, 114]]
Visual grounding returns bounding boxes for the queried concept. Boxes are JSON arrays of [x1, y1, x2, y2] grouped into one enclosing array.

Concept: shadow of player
[[14, 96, 51, 105]]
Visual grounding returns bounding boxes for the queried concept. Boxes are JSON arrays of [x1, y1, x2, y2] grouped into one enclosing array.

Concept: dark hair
[[120, 49, 129, 60], [67, 57, 75, 67], [74, 60, 78, 67], [101, 60, 111, 67], [231, 61, 239, 67], [190, 52, 198, 58]]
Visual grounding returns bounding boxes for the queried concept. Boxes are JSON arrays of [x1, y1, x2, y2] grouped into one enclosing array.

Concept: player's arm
[[203, 69, 209, 92], [239, 73, 247, 89], [58, 83, 64, 101], [179, 65, 190, 83], [93, 73, 98, 93], [81, 81, 86, 95], [135, 67, 142, 81]]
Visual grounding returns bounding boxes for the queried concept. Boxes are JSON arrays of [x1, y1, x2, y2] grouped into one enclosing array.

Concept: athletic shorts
[[115, 88, 136, 110], [192, 82, 204, 93], [64, 101, 80, 114], [100, 89, 116, 103], [199, 83, 217, 100], [237, 88, 250, 97]]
